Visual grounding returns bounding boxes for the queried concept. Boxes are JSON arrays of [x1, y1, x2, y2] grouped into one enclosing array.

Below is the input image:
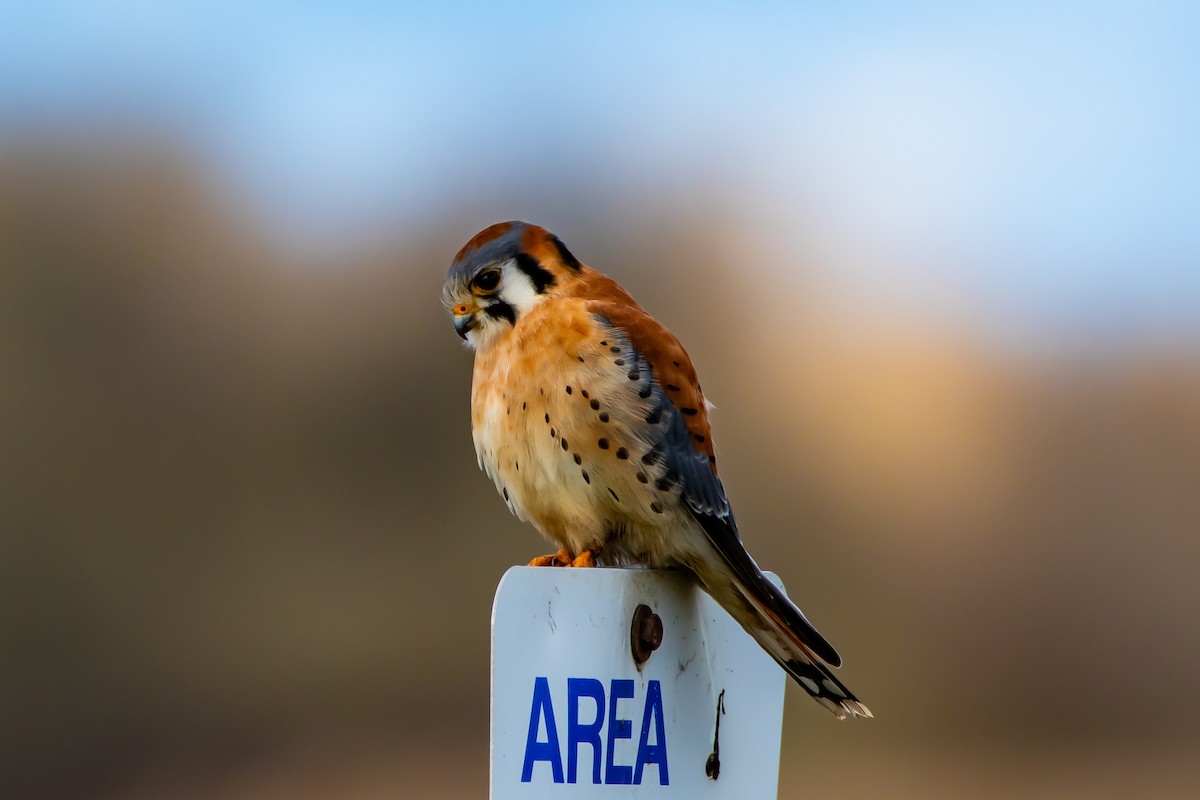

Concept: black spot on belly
[[581, 389, 589, 398], [650, 501, 664, 514], [645, 406, 663, 425], [608, 487, 620, 502], [573, 453, 582, 465], [581, 469, 590, 484], [598, 438, 609, 450], [638, 386, 652, 399], [566, 386, 573, 394], [598, 412, 609, 423], [503, 487, 509, 501], [589, 399, 600, 410], [616, 447, 628, 459], [636, 471, 648, 483], [614, 359, 625, 366], [545, 413, 550, 424], [561, 438, 569, 451]]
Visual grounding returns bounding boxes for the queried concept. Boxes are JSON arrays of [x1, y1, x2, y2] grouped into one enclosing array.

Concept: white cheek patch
[[497, 260, 545, 316]]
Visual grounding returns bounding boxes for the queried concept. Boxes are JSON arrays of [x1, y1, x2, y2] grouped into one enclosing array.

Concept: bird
[[441, 221, 871, 719]]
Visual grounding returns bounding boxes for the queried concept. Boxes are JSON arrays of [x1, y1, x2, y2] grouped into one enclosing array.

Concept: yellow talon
[[527, 549, 570, 567], [569, 550, 597, 568], [526, 548, 598, 568]]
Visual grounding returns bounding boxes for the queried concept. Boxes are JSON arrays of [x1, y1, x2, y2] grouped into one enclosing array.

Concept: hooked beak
[[453, 309, 477, 340]]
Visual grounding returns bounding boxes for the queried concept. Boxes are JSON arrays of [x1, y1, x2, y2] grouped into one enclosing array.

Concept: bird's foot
[[569, 549, 597, 568], [527, 549, 571, 567], [526, 548, 598, 568]]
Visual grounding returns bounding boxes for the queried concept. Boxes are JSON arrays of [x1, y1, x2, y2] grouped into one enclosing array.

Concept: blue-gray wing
[[591, 307, 843, 668]]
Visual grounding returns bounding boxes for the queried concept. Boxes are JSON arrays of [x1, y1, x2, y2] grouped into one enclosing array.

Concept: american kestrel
[[442, 221, 870, 719]]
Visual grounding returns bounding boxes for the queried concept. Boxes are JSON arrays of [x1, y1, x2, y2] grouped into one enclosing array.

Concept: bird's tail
[[692, 549, 872, 720]]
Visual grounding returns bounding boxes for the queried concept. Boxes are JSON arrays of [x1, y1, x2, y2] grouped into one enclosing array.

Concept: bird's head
[[441, 221, 583, 349]]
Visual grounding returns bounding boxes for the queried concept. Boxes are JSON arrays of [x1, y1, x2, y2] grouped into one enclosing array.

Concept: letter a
[[634, 680, 669, 785], [521, 676, 564, 783]]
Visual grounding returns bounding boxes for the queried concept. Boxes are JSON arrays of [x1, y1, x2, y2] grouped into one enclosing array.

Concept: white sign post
[[491, 566, 786, 798]]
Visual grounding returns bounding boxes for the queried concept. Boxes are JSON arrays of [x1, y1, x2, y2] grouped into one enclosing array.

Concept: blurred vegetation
[[2, 142, 1198, 799]]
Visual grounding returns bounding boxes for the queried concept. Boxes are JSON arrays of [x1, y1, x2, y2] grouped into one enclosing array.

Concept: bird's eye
[[473, 269, 502, 292]]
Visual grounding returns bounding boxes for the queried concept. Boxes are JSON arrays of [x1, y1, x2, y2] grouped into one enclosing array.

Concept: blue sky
[[2, 1, 1198, 341]]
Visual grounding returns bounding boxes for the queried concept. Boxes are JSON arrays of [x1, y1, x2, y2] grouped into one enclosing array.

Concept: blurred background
[[2, 2, 1199, 798]]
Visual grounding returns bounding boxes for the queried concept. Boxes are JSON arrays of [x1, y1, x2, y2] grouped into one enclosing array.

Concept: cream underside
[[471, 301, 705, 567]]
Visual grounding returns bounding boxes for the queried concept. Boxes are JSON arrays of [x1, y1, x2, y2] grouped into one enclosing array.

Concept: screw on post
[[630, 603, 663, 666]]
